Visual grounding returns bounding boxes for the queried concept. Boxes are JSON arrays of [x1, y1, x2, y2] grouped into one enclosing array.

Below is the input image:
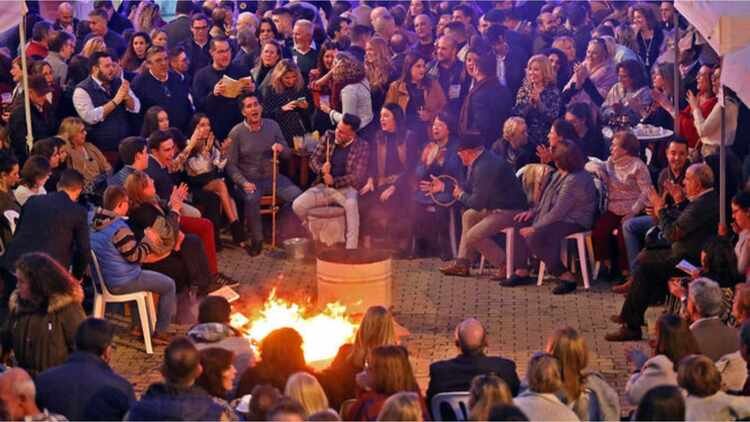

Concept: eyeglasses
[[193, 25, 208, 30]]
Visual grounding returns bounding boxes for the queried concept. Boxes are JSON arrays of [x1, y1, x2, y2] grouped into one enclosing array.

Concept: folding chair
[[430, 392, 471, 421], [90, 251, 157, 354], [259, 149, 280, 248]]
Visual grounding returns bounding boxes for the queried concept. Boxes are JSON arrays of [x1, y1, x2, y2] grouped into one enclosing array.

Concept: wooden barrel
[[308, 206, 346, 247], [316, 249, 392, 314]]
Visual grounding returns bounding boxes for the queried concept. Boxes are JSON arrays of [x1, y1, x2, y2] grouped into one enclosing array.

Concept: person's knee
[[343, 197, 358, 212]]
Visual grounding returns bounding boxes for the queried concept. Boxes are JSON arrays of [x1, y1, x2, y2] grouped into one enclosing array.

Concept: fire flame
[[231, 289, 358, 366]]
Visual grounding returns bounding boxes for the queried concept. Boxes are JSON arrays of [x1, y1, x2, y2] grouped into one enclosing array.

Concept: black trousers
[[143, 234, 211, 293], [515, 221, 584, 277], [619, 248, 679, 329]]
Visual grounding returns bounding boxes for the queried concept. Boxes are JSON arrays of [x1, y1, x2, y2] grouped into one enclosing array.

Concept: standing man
[[486, 25, 526, 98], [227, 94, 302, 256], [45, 31, 76, 89], [165, 0, 194, 48], [8, 76, 58, 163], [327, 16, 352, 49], [413, 14, 435, 61], [93, 0, 133, 34], [84, 8, 127, 59], [73, 51, 140, 162], [437, 134, 528, 279], [25, 21, 51, 59], [427, 35, 466, 116], [291, 20, 318, 84], [181, 14, 212, 78], [132, 46, 193, 133], [168, 46, 192, 88], [293, 114, 369, 250], [193, 36, 253, 141], [270, 8, 294, 47]]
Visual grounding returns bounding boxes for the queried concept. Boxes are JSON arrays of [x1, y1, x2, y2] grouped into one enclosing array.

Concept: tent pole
[[720, 87, 726, 228], [18, 13, 33, 152], [674, 12, 680, 136]]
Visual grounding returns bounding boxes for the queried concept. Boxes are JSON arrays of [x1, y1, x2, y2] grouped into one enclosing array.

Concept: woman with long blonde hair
[[511, 54, 562, 146], [468, 374, 512, 421], [57, 116, 111, 188], [545, 326, 620, 420], [285, 372, 330, 418], [261, 59, 309, 142], [365, 37, 395, 113], [320, 306, 397, 410], [377, 392, 424, 421]]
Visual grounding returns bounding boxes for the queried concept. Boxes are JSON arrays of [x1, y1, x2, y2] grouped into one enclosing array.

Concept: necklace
[[642, 32, 655, 67]]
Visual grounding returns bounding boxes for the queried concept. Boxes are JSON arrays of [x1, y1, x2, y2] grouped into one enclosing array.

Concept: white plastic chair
[[478, 227, 514, 278], [431, 392, 471, 421], [90, 251, 157, 354], [536, 231, 597, 289]]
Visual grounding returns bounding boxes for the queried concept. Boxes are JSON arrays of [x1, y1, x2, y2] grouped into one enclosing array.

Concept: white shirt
[[72, 75, 140, 125], [692, 96, 739, 147]]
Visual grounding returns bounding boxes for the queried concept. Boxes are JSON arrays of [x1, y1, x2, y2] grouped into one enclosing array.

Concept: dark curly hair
[[196, 347, 235, 398], [16, 252, 78, 302]]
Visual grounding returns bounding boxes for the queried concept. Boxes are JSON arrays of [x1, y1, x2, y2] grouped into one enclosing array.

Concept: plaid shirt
[[310, 130, 370, 190]]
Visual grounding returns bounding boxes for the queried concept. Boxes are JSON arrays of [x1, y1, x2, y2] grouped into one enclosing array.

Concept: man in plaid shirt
[[292, 114, 369, 249]]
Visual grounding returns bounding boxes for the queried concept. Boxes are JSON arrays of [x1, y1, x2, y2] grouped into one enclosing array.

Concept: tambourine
[[428, 175, 459, 207]]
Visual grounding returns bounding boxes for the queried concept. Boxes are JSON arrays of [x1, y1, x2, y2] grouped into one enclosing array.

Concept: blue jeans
[[108, 270, 176, 334], [622, 215, 656, 272], [240, 175, 302, 242]]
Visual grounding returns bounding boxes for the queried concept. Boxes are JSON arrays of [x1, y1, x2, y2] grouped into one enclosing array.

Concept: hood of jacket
[[9, 282, 84, 316], [187, 322, 241, 343], [91, 207, 120, 232]]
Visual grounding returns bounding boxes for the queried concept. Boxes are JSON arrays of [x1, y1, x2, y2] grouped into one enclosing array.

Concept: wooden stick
[[271, 148, 278, 249]]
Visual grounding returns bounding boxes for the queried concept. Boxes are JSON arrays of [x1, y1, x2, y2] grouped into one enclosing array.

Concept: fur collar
[[8, 283, 84, 315]]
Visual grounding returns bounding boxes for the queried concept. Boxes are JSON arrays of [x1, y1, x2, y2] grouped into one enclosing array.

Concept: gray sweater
[[534, 170, 596, 231], [226, 119, 290, 185]]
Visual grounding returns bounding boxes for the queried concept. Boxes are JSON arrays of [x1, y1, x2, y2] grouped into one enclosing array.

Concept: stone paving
[[110, 246, 650, 411]]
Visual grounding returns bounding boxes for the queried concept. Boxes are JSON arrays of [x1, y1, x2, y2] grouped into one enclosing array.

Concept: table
[[286, 149, 312, 188]]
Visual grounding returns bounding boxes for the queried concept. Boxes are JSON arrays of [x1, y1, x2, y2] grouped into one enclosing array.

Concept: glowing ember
[[230, 289, 358, 365]]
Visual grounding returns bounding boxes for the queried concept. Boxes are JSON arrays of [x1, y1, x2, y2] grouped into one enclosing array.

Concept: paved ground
[[110, 246, 652, 411]]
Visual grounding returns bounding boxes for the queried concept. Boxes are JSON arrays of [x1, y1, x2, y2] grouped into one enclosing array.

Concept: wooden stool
[[307, 206, 346, 247]]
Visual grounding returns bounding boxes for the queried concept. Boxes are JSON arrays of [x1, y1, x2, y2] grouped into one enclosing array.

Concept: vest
[[76, 76, 129, 152], [90, 218, 141, 288]]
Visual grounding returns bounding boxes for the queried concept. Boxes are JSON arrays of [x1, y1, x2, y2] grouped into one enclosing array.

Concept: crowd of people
[[1, 0, 750, 420]]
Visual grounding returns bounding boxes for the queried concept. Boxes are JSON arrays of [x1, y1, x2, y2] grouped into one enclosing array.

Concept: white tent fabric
[[0, 2, 27, 34], [675, 0, 750, 107]]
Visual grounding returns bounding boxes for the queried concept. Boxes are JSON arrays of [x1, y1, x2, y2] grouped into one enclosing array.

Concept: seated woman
[[359, 103, 418, 253], [345, 345, 427, 421], [195, 348, 240, 420], [564, 102, 607, 160], [261, 59, 311, 142], [30, 138, 66, 193], [91, 185, 176, 342], [645, 63, 678, 131], [731, 191, 750, 281], [690, 66, 738, 158], [57, 117, 111, 192], [513, 354, 579, 421], [414, 113, 464, 259], [562, 37, 618, 109], [377, 392, 425, 422], [491, 117, 536, 172], [679, 354, 750, 420], [140, 105, 186, 148], [251, 40, 283, 93], [238, 327, 315, 395], [624, 314, 700, 406], [679, 64, 718, 152], [319, 306, 398, 411], [385, 52, 446, 143], [536, 118, 579, 166], [512, 54, 562, 147], [468, 374, 513, 421], [504, 140, 596, 295], [592, 131, 652, 282], [185, 114, 250, 254], [545, 326, 620, 420], [602, 59, 652, 127], [5, 252, 86, 376], [14, 156, 51, 206], [124, 170, 215, 295]]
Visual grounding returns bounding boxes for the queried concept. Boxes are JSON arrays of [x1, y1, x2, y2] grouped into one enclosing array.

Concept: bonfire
[[230, 289, 359, 367]]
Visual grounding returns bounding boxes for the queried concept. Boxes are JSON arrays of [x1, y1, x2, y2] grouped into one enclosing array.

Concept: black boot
[[230, 220, 247, 244]]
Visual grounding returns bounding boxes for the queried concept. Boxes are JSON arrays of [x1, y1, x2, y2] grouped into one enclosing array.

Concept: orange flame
[[231, 289, 358, 366]]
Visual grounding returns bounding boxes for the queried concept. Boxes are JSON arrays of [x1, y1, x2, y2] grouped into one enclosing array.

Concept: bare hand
[[321, 161, 331, 175], [428, 175, 445, 193], [174, 230, 185, 251], [648, 187, 665, 213], [281, 101, 297, 112], [323, 173, 334, 186], [242, 182, 256, 193], [319, 102, 331, 114], [296, 99, 309, 109], [514, 210, 534, 222], [668, 277, 687, 299], [380, 185, 396, 202], [452, 184, 463, 199], [686, 90, 699, 110], [213, 80, 226, 97], [360, 178, 374, 195], [271, 143, 284, 154], [663, 181, 684, 203], [519, 226, 535, 238], [240, 78, 255, 93], [536, 145, 552, 164], [115, 80, 129, 103]]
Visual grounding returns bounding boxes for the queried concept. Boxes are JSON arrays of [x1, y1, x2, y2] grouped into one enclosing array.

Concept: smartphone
[[295, 97, 307, 103]]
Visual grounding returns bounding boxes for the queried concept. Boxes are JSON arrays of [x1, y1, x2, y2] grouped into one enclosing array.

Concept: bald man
[[53, 2, 87, 43], [426, 318, 520, 413], [0, 368, 66, 421]]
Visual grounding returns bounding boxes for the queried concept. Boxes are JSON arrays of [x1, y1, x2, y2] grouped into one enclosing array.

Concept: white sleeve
[[126, 87, 141, 113], [72, 87, 105, 124]]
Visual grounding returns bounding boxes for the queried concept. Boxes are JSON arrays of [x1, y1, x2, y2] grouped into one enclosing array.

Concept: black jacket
[[36, 351, 136, 421], [659, 189, 719, 262], [8, 102, 58, 163], [459, 77, 513, 147], [3, 192, 90, 279], [426, 353, 521, 405], [126, 383, 228, 421], [458, 150, 527, 212], [164, 15, 192, 48], [132, 71, 193, 134], [502, 46, 528, 99]]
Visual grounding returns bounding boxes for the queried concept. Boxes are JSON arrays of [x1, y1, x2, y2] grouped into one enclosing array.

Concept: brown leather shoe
[[610, 314, 624, 324], [612, 279, 632, 294], [490, 268, 508, 281], [439, 263, 470, 277], [605, 326, 642, 342]]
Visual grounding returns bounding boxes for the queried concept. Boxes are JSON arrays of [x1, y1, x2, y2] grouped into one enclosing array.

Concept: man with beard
[[73, 51, 140, 161], [427, 35, 466, 116]]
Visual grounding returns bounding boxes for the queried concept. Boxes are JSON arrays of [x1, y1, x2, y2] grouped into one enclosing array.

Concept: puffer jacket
[[125, 383, 230, 421], [3, 285, 86, 376]]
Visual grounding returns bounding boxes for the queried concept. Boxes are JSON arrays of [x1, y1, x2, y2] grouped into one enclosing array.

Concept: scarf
[[606, 154, 642, 184]]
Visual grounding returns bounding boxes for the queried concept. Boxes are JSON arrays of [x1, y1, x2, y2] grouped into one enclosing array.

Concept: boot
[[230, 220, 247, 244]]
